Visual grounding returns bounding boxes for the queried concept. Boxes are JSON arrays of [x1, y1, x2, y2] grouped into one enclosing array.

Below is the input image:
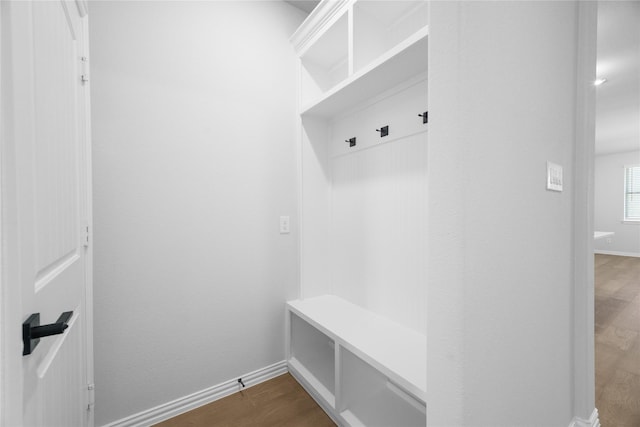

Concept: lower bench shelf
[[286, 295, 426, 427]]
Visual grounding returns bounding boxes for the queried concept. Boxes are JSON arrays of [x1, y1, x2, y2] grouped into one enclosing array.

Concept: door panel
[[3, 1, 92, 425], [32, 1, 80, 285]]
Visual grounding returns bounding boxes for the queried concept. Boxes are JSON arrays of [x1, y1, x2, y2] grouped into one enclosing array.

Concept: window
[[624, 165, 640, 221]]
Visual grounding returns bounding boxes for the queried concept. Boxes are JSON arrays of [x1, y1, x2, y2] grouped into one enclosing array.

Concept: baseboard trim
[[595, 249, 640, 258], [101, 360, 288, 427], [569, 408, 600, 427]]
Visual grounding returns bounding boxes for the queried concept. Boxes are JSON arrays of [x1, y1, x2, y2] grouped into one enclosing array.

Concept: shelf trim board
[[287, 295, 426, 403], [291, 0, 354, 56], [330, 128, 428, 161], [285, 301, 291, 361], [334, 342, 344, 413], [301, 26, 428, 118], [329, 72, 427, 123]]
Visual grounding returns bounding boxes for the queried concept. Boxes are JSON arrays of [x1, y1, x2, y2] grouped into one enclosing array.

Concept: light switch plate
[[280, 216, 290, 234], [547, 161, 563, 192]]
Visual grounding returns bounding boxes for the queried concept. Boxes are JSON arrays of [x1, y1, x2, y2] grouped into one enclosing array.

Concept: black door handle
[[23, 311, 73, 356]]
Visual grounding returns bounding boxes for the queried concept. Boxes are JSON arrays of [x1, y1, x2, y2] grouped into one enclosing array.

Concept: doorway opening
[[593, 2, 640, 425]]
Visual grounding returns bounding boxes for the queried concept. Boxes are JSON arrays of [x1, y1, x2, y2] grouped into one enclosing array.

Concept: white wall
[[89, 2, 305, 425], [595, 150, 640, 256], [427, 2, 589, 425]]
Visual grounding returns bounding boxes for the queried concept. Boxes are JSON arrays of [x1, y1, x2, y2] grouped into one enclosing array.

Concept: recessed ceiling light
[[594, 78, 608, 86]]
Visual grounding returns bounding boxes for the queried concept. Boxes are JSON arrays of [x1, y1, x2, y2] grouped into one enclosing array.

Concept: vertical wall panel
[[330, 81, 427, 333]]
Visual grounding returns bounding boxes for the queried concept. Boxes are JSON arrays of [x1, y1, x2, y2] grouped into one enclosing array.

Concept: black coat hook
[[345, 137, 356, 147], [419, 111, 428, 124], [376, 126, 389, 137]]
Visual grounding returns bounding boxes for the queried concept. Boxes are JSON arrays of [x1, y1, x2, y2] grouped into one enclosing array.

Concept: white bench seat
[[287, 295, 426, 404]]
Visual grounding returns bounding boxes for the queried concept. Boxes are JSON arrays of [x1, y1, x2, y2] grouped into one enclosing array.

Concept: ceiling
[[596, 1, 640, 155], [284, 0, 320, 14]]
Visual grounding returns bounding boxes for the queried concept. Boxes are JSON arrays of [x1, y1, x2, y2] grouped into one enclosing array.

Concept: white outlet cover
[[547, 161, 563, 192]]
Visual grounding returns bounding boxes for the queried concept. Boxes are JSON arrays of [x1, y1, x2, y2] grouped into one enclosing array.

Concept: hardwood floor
[[595, 254, 640, 427], [153, 373, 335, 427]]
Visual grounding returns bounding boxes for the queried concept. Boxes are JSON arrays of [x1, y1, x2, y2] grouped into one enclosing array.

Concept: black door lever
[[23, 311, 73, 356]]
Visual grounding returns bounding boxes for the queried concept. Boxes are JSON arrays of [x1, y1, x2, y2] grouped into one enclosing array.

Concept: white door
[[1, 1, 93, 426]]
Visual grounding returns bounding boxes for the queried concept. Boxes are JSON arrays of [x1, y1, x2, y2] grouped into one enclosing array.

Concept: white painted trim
[[290, 0, 352, 55], [75, 0, 88, 18], [288, 362, 343, 426], [293, 56, 302, 304], [0, 3, 25, 425], [77, 12, 95, 426], [0, 4, 4, 425], [329, 71, 427, 122], [572, 1, 598, 423], [569, 408, 600, 427], [594, 249, 640, 258], [100, 361, 288, 427]]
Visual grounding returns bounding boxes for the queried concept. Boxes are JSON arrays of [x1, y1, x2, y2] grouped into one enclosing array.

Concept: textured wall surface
[[427, 2, 584, 425], [89, 2, 305, 424]]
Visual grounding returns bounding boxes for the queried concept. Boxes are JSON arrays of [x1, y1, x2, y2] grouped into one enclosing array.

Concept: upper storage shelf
[[353, 0, 428, 73], [292, 0, 428, 118], [300, 12, 349, 104], [302, 28, 427, 117]]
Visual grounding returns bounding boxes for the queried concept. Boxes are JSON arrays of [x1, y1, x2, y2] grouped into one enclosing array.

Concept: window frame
[[623, 164, 640, 222]]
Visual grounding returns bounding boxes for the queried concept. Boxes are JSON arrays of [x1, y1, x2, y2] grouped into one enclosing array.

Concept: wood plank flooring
[[595, 254, 640, 427], [153, 373, 335, 427]]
